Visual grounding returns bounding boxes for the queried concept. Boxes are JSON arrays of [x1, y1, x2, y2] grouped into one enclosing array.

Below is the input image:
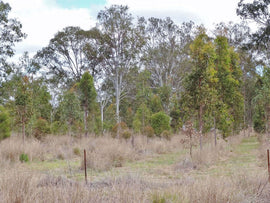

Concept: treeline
[[0, 1, 270, 140]]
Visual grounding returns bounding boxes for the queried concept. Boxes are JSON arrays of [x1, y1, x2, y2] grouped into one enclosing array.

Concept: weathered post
[[84, 149, 87, 184], [267, 149, 270, 182]]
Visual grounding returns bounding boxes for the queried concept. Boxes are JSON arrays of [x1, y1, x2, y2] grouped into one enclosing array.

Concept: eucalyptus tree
[[214, 22, 257, 135], [15, 76, 32, 143], [59, 89, 81, 136], [144, 18, 194, 112], [183, 29, 218, 150], [214, 35, 244, 135], [237, 0, 270, 49], [96, 5, 145, 137], [78, 72, 97, 137], [35, 26, 103, 88], [0, 1, 25, 79], [252, 67, 270, 135]]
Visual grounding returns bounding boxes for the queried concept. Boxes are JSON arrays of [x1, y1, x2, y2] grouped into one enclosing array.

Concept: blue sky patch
[[56, 0, 106, 9]]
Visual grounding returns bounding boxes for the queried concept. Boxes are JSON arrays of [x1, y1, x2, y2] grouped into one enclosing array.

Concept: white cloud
[[5, 0, 243, 60], [106, 0, 241, 27], [6, 0, 96, 57]]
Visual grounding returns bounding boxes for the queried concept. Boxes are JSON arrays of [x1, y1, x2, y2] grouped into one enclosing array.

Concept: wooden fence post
[[84, 149, 87, 184]]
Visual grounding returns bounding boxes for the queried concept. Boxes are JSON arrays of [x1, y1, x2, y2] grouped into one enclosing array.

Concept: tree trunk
[[84, 105, 88, 137], [190, 133, 192, 158], [101, 105, 104, 135], [214, 116, 217, 147], [199, 104, 203, 151], [22, 121, 25, 145], [115, 70, 120, 139]]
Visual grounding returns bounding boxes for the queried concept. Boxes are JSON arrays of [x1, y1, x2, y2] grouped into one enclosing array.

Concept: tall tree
[[214, 36, 244, 135], [144, 18, 194, 112], [237, 0, 270, 49], [78, 72, 97, 137], [252, 67, 270, 135], [35, 27, 102, 87], [183, 29, 218, 150], [0, 1, 25, 79], [97, 5, 145, 137]]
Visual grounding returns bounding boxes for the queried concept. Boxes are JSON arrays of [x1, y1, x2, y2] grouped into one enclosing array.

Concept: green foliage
[[0, 1, 25, 77], [161, 130, 171, 140], [170, 96, 183, 132], [149, 94, 163, 113], [142, 125, 155, 138], [151, 112, 170, 136], [78, 72, 97, 110], [19, 153, 29, 163], [133, 103, 151, 133], [182, 29, 217, 133], [253, 104, 265, 133], [0, 106, 11, 140], [111, 122, 128, 138], [159, 85, 171, 113], [32, 118, 50, 139], [214, 36, 244, 134], [121, 130, 132, 140], [252, 67, 270, 133], [132, 119, 141, 133], [73, 147, 81, 156], [59, 90, 81, 125], [104, 104, 116, 131], [51, 121, 68, 135]]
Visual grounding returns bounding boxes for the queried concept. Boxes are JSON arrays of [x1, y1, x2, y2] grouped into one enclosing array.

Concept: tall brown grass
[[1, 132, 268, 202]]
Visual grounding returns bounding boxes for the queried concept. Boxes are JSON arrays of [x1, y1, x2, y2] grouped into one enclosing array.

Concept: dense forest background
[[1, 0, 270, 141]]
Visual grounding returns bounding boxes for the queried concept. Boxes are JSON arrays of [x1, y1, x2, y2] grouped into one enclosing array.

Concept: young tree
[[182, 29, 218, 150], [15, 76, 31, 143], [214, 36, 244, 135], [78, 72, 97, 137], [0, 105, 10, 140], [59, 90, 81, 136]]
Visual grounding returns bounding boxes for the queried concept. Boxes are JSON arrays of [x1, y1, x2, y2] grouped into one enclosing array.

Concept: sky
[[5, 0, 243, 59]]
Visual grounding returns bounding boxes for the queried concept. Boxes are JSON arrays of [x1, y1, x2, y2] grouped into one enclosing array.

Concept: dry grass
[[0, 168, 269, 203], [1, 131, 269, 202], [0, 133, 187, 171]]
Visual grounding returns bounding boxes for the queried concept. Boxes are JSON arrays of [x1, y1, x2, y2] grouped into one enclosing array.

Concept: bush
[[151, 112, 170, 136], [19, 153, 29, 163], [111, 122, 128, 138], [161, 130, 172, 140], [0, 106, 11, 141], [142, 125, 155, 138], [73, 147, 81, 156], [33, 118, 50, 139], [132, 119, 141, 133], [122, 130, 132, 140]]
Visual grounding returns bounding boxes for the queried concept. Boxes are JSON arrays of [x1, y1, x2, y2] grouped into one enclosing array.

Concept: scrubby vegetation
[[1, 0, 270, 202]]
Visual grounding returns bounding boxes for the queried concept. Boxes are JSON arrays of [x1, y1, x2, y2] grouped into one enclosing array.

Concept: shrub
[[0, 106, 11, 141], [33, 118, 50, 139], [19, 153, 29, 163], [151, 112, 170, 136], [111, 122, 128, 138], [132, 119, 141, 133], [142, 125, 155, 138], [122, 130, 132, 140], [73, 147, 80, 156], [161, 130, 172, 140]]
